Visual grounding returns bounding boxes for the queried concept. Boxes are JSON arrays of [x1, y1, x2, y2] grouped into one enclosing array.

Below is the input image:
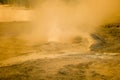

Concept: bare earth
[[0, 51, 120, 80]]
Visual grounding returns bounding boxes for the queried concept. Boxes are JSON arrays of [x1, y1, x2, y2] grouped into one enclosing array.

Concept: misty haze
[[0, 0, 120, 80]]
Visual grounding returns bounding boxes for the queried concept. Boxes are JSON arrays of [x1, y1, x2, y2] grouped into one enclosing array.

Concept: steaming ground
[[0, 1, 120, 79], [0, 22, 120, 80]]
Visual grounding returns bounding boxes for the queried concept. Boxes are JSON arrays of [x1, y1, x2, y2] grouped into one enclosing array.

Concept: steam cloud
[[24, 0, 120, 45]]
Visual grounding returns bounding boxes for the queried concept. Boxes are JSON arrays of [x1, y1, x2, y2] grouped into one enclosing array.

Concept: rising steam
[[23, 0, 120, 46]]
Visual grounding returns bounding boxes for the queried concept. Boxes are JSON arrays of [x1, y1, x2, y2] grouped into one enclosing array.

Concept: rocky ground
[[0, 51, 120, 80]]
